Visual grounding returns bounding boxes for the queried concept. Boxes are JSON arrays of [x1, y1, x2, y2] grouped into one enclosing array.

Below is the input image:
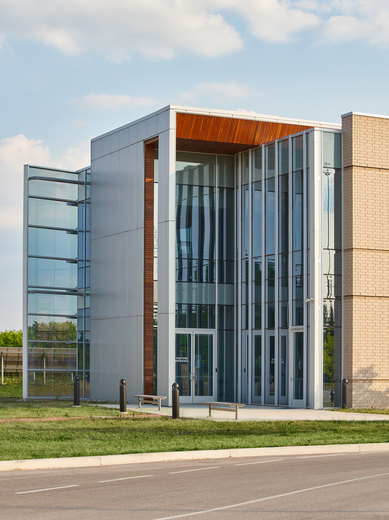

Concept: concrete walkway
[[103, 403, 389, 421]]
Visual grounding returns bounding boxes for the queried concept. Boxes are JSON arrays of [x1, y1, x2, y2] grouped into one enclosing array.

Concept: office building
[[23, 106, 389, 408]]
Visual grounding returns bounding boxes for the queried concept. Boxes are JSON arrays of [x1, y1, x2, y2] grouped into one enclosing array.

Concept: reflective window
[[265, 177, 275, 255], [321, 132, 342, 406], [29, 198, 78, 229], [293, 136, 303, 171], [323, 132, 341, 169], [218, 156, 234, 188], [241, 151, 249, 185], [28, 293, 77, 317], [28, 258, 77, 288], [279, 140, 289, 174], [252, 148, 262, 182], [28, 227, 77, 259], [29, 179, 78, 200], [294, 332, 304, 400], [252, 180, 262, 258], [176, 153, 216, 186]]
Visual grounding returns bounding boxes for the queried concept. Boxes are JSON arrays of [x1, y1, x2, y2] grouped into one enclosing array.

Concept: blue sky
[[0, 0, 388, 330]]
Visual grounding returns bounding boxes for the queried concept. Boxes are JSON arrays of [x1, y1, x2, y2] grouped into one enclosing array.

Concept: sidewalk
[[104, 403, 389, 422]]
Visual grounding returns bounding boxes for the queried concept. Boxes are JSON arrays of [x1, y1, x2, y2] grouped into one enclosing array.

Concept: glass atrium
[[174, 130, 342, 406], [23, 166, 90, 398]]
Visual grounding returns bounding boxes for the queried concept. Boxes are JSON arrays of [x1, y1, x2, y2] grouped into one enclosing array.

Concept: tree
[[0, 330, 23, 347]]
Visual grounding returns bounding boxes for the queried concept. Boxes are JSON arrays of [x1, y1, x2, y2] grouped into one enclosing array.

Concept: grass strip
[[0, 400, 122, 419], [336, 408, 389, 415], [0, 418, 388, 461]]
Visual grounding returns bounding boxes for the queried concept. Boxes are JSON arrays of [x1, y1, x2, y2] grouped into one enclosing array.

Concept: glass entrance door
[[175, 330, 216, 403], [241, 331, 249, 403], [278, 332, 288, 405], [265, 333, 275, 404], [291, 331, 305, 407], [252, 333, 262, 404]]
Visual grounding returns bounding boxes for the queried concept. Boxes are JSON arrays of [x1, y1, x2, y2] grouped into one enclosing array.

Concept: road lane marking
[[298, 454, 347, 459], [169, 466, 219, 475], [234, 458, 283, 466], [99, 474, 153, 483], [152, 471, 389, 519], [16, 484, 79, 495]]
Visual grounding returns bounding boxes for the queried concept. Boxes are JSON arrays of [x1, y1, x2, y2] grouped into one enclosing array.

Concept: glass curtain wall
[[26, 166, 90, 397], [252, 149, 262, 332], [175, 152, 235, 401], [322, 132, 342, 406], [278, 141, 289, 329], [217, 156, 235, 402], [236, 131, 312, 406], [292, 136, 304, 328]]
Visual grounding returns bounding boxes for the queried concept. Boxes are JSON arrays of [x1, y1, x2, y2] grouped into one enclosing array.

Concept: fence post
[[1, 354, 4, 385]]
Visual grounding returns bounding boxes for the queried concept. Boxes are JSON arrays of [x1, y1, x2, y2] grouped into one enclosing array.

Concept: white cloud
[[321, 0, 389, 46], [0, 0, 243, 61], [75, 93, 157, 110], [236, 0, 320, 43], [200, 0, 320, 42], [179, 81, 256, 105], [204, 0, 389, 46], [0, 134, 89, 231], [0, 0, 387, 61]]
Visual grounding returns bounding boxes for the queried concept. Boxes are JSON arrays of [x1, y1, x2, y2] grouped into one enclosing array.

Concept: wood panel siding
[[144, 139, 157, 395], [176, 113, 311, 154]]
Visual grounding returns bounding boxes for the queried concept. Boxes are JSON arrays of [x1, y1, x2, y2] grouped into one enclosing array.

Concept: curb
[[1, 442, 389, 472]]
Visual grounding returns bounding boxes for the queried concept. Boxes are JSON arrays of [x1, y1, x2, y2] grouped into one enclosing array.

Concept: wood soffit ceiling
[[176, 112, 312, 154]]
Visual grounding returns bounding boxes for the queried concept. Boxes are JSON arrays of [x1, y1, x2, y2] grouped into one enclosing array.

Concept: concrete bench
[[134, 394, 167, 411], [206, 402, 245, 420]]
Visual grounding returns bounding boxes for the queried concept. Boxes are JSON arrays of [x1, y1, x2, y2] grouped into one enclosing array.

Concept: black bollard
[[120, 379, 127, 413], [73, 374, 80, 407], [172, 382, 179, 419], [342, 378, 349, 408]]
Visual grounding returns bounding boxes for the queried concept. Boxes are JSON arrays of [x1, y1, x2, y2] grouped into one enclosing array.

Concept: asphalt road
[[1, 451, 389, 519]]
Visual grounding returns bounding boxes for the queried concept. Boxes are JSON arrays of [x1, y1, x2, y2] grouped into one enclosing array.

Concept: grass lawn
[[0, 417, 389, 461], [0, 376, 22, 399], [337, 408, 389, 415], [0, 399, 123, 419]]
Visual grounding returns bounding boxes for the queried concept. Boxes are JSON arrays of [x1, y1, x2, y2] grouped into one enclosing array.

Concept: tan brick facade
[[342, 113, 389, 408]]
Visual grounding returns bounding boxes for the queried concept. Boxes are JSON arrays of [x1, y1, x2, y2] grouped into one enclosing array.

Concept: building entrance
[[265, 333, 276, 404], [241, 331, 288, 406], [291, 330, 305, 407], [175, 330, 216, 403]]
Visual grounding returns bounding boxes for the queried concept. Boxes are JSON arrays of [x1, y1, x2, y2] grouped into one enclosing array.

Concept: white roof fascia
[[342, 111, 389, 120], [91, 105, 172, 142], [92, 104, 342, 143]]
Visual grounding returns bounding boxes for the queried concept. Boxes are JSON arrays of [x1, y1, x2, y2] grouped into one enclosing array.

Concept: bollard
[[172, 382, 179, 419], [73, 374, 80, 407], [342, 378, 349, 408], [120, 379, 127, 413]]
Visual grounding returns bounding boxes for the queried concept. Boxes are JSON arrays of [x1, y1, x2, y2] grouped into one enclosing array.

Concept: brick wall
[[342, 113, 389, 408]]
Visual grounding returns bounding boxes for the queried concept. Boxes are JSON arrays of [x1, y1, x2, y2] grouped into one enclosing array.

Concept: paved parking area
[[1, 451, 389, 519]]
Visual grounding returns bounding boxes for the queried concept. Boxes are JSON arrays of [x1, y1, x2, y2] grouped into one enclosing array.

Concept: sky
[[0, 0, 389, 331]]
